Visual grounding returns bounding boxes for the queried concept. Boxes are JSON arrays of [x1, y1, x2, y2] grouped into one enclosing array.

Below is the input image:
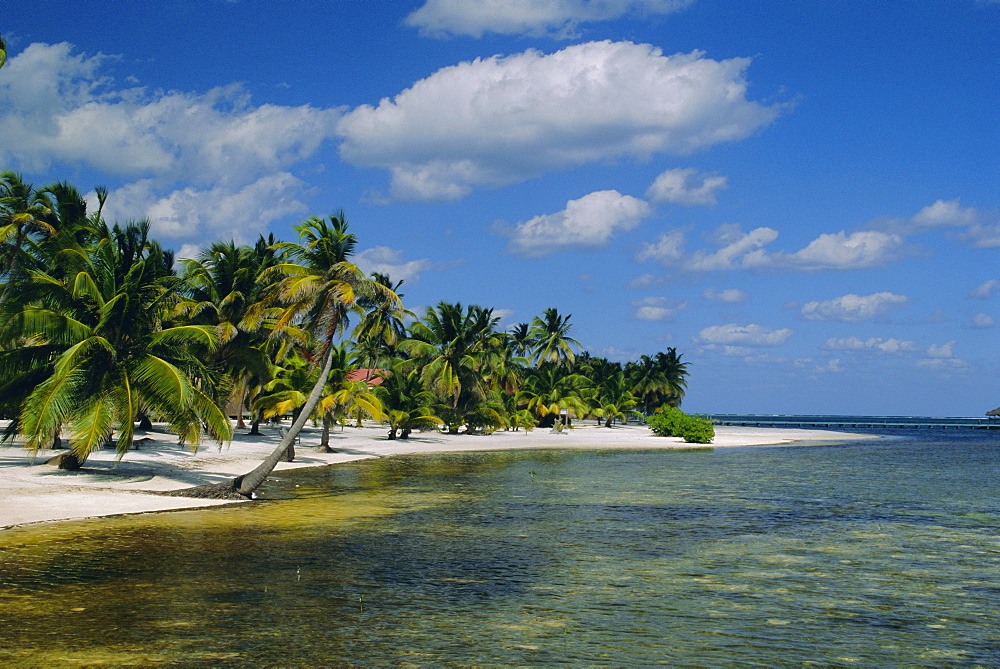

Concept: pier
[[706, 415, 1000, 430]]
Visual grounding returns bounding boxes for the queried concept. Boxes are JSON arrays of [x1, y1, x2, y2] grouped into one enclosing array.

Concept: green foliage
[[647, 406, 714, 444]]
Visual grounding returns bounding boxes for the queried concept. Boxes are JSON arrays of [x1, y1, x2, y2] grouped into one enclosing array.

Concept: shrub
[[647, 407, 715, 444]]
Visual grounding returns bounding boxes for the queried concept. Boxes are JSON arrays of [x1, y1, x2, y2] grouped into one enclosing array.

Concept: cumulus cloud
[[506, 190, 651, 256], [646, 167, 728, 206], [909, 199, 979, 230], [631, 296, 688, 321], [695, 323, 793, 347], [781, 230, 905, 270], [354, 246, 437, 283], [800, 292, 908, 322], [337, 41, 781, 200], [635, 224, 903, 272], [0, 43, 340, 186], [405, 0, 694, 38], [687, 225, 778, 271], [918, 340, 968, 369], [703, 287, 750, 304], [969, 279, 999, 299], [963, 221, 1000, 248], [824, 337, 917, 353], [94, 173, 309, 246], [965, 313, 995, 330]]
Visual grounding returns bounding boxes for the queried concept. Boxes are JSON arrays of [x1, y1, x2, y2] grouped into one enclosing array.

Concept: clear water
[[1, 430, 999, 666]]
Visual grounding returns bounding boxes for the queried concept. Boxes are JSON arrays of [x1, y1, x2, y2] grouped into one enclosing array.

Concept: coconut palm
[[375, 364, 441, 440], [352, 272, 414, 372], [626, 348, 690, 414], [0, 220, 231, 466], [521, 361, 591, 428], [528, 307, 581, 368], [0, 172, 55, 308], [190, 212, 399, 498], [178, 237, 286, 429], [400, 302, 502, 433]]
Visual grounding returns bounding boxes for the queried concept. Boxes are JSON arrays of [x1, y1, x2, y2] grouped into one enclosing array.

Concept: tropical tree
[[521, 361, 591, 428], [626, 348, 690, 414], [400, 302, 503, 433], [0, 34, 7, 69], [178, 237, 285, 429], [352, 272, 414, 372], [375, 364, 441, 440], [0, 172, 55, 308], [183, 212, 400, 498], [528, 307, 581, 367], [0, 220, 232, 467]]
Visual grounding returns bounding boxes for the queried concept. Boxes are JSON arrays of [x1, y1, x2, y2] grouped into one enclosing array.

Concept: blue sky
[[2, 0, 998, 416]]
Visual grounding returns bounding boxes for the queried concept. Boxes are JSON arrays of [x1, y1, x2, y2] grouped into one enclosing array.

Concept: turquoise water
[[1, 430, 999, 665]]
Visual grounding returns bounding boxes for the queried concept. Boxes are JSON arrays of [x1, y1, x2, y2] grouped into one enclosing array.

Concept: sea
[[1, 419, 998, 666]]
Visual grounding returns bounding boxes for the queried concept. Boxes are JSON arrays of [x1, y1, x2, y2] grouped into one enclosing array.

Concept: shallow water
[[1, 431, 999, 665]]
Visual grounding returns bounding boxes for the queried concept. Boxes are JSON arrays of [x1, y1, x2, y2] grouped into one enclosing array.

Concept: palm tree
[[182, 212, 399, 498], [375, 364, 441, 439], [528, 307, 581, 367], [0, 172, 56, 309], [521, 361, 591, 428], [0, 220, 232, 466], [400, 302, 502, 433], [352, 272, 414, 372], [178, 237, 284, 429], [626, 348, 690, 414]]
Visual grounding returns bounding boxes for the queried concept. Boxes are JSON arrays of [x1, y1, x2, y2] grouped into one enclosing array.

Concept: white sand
[[0, 422, 870, 530]]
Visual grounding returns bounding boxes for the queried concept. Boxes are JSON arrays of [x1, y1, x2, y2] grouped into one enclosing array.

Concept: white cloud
[[646, 167, 728, 206], [405, 0, 693, 38], [695, 323, 793, 347], [687, 225, 778, 271], [917, 340, 968, 369], [909, 198, 979, 230], [337, 41, 781, 200], [824, 337, 917, 353], [781, 231, 905, 270], [634, 224, 902, 273], [966, 313, 995, 329], [354, 246, 437, 283], [963, 221, 1000, 248], [703, 287, 750, 304], [631, 296, 688, 321], [635, 229, 686, 265], [926, 341, 957, 358], [506, 190, 651, 256], [801, 292, 908, 322], [94, 173, 309, 246], [0, 43, 340, 186], [969, 279, 999, 299], [796, 358, 845, 373]]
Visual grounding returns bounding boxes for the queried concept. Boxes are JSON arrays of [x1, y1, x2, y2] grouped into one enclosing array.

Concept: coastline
[[0, 422, 871, 530]]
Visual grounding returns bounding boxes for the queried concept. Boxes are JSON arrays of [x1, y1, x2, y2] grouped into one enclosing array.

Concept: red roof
[[347, 369, 384, 385]]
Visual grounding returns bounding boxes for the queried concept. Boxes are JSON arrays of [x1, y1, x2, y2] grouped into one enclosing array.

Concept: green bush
[[646, 407, 715, 444]]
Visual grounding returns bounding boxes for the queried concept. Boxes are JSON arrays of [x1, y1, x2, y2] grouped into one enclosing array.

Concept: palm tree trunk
[[173, 337, 337, 499], [319, 414, 333, 452]]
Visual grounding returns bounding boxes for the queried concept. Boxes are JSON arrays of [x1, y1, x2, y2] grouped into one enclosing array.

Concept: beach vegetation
[[1, 172, 695, 491], [647, 407, 714, 443]]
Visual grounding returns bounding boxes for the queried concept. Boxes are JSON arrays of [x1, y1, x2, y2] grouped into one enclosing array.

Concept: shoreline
[[0, 423, 872, 530]]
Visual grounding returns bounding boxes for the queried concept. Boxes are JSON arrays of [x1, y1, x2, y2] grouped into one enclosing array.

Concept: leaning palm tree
[[179, 212, 400, 498], [0, 220, 232, 466]]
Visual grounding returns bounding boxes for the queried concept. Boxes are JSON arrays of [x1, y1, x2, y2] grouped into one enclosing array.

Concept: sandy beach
[[0, 422, 870, 530]]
